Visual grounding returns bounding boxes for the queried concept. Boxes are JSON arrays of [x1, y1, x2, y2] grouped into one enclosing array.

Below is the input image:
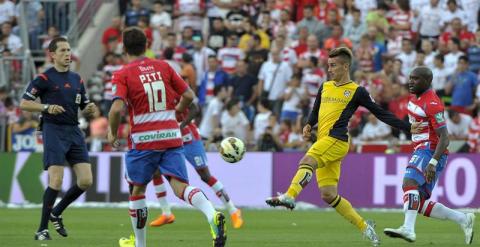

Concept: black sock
[[38, 187, 59, 232], [51, 185, 85, 217]]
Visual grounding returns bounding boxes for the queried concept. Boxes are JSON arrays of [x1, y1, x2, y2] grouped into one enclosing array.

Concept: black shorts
[[42, 123, 89, 170]]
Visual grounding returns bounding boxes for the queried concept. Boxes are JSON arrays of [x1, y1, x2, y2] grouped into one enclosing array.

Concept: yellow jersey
[[307, 81, 410, 142]]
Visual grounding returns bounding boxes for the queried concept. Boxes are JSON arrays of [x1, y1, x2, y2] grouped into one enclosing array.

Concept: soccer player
[[149, 103, 244, 229], [20, 37, 97, 240], [265, 47, 418, 246], [108, 27, 226, 247], [383, 66, 475, 244]]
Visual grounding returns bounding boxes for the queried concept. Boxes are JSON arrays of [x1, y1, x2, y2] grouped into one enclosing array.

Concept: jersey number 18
[[143, 80, 166, 112]]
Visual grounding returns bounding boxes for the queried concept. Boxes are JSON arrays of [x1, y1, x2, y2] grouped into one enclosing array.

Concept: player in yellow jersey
[[266, 47, 420, 246]]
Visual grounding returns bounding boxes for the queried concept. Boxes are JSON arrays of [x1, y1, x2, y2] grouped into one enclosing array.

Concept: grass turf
[[0, 208, 476, 247]]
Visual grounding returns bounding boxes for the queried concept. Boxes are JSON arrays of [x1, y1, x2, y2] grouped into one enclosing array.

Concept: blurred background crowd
[[1, 0, 480, 153]]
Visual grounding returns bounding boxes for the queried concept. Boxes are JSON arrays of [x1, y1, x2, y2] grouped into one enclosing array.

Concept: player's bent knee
[[299, 155, 318, 170], [169, 178, 188, 198], [321, 192, 337, 204], [49, 177, 63, 190], [77, 177, 93, 190]]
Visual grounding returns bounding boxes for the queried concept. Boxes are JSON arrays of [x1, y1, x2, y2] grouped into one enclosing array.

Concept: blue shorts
[[405, 148, 447, 199], [42, 123, 89, 170], [280, 110, 299, 122], [125, 147, 188, 185], [184, 140, 208, 168]]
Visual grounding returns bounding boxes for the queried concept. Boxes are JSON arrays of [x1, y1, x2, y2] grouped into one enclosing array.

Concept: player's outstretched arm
[[180, 101, 199, 129], [356, 86, 411, 133]]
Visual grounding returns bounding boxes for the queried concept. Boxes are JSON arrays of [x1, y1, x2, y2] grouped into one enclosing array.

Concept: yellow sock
[[285, 164, 314, 198], [329, 195, 367, 231]]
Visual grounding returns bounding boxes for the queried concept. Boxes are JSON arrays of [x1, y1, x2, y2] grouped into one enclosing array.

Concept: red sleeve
[[168, 62, 189, 95], [426, 101, 446, 130], [112, 69, 128, 101]]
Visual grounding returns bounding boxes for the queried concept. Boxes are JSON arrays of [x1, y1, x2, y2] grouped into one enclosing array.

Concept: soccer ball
[[219, 137, 246, 163]]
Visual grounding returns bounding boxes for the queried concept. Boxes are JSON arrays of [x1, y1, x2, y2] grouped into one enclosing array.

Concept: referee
[[20, 37, 96, 240]]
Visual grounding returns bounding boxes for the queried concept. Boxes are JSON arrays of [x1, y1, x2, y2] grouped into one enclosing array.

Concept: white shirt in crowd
[[220, 110, 249, 141], [396, 51, 417, 76], [150, 12, 172, 28], [458, 0, 479, 32], [193, 47, 215, 86], [441, 7, 468, 27], [432, 66, 452, 91], [0, 0, 15, 25], [444, 51, 464, 72], [6, 34, 22, 54], [424, 51, 437, 69], [418, 4, 443, 36], [258, 61, 293, 100], [254, 111, 271, 141], [281, 46, 298, 67], [199, 97, 223, 138], [282, 86, 305, 113], [354, 0, 377, 19], [360, 119, 392, 141], [446, 113, 472, 139]]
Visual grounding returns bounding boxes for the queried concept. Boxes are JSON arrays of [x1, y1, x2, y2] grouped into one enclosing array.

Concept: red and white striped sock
[[183, 186, 215, 222], [419, 200, 467, 225], [402, 187, 419, 232], [153, 177, 171, 216], [207, 176, 237, 214], [129, 195, 147, 247]]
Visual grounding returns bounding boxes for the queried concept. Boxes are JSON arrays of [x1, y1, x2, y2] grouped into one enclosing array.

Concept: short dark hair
[[182, 53, 193, 63], [226, 99, 239, 111], [163, 47, 174, 59], [123, 27, 146, 56], [304, 5, 314, 11], [328, 47, 353, 66], [434, 54, 444, 63], [459, 55, 469, 63], [309, 56, 318, 67], [213, 85, 226, 96], [48, 36, 68, 52], [450, 37, 460, 47]]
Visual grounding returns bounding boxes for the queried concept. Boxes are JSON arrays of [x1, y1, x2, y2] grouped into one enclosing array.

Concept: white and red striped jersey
[[388, 8, 413, 39], [112, 57, 189, 150], [172, 46, 187, 63], [217, 47, 245, 74], [467, 117, 480, 152], [182, 122, 202, 144], [407, 90, 447, 151], [301, 68, 326, 107], [280, 46, 298, 66], [299, 49, 328, 65]]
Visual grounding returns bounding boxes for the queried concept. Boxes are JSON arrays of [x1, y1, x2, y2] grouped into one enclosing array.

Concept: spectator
[[444, 37, 464, 71], [257, 125, 283, 151], [273, 9, 296, 39], [388, 0, 414, 39], [441, 0, 468, 29], [0, 0, 15, 26], [440, 18, 475, 51], [0, 86, 6, 115], [238, 18, 270, 52], [254, 99, 272, 141], [467, 29, 480, 74], [343, 7, 367, 49], [417, 0, 443, 40], [273, 34, 298, 67], [457, 0, 479, 32], [220, 99, 249, 141], [41, 26, 59, 51], [246, 34, 269, 76], [162, 47, 181, 74], [180, 53, 197, 91], [432, 54, 452, 97], [1, 22, 22, 54], [217, 32, 245, 74], [173, 0, 205, 32], [137, 17, 153, 50], [360, 113, 392, 141], [4, 97, 19, 124], [366, 1, 390, 44], [315, 0, 338, 25], [165, 32, 187, 63], [396, 38, 417, 77], [323, 24, 353, 50], [192, 35, 216, 87], [291, 26, 309, 56], [446, 109, 472, 140], [199, 85, 228, 139], [150, 1, 172, 29], [179, 26, 195, 52], [258, 46, 293, 116], [208, 17, 228, 52], [102, 16, 122, 53], [467, 108, 480, 152], [281, 74, 306, 122], [385, 27, 403, 57], [446, 56, 478, 114], [229, 60, 257, 120], [299, 34, 328, 64], [354, 0, 377, 19], [356, 34, 376, 73], [124, 0, 150, 27], [198, 55, 230, 106], [151, 23, 169, 56], [297, 5, 327, 44], [421, 39, 437, 69], [300, 56, 326, 107]]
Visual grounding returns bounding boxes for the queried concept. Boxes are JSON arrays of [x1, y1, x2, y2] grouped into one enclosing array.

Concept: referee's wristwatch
[[42, 104, 50, 113]]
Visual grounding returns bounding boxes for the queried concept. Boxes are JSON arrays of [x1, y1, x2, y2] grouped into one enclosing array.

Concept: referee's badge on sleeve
[[75, 94, 81, 104]]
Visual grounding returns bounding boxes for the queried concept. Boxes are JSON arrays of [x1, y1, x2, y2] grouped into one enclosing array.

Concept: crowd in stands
[[2, 0, 480, 153]]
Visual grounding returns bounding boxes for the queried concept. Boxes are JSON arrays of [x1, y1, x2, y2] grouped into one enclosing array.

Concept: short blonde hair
[[328, 47, 353, 67]]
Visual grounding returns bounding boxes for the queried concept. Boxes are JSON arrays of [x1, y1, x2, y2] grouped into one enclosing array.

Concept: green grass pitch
[[0, 208, 477, 246]]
